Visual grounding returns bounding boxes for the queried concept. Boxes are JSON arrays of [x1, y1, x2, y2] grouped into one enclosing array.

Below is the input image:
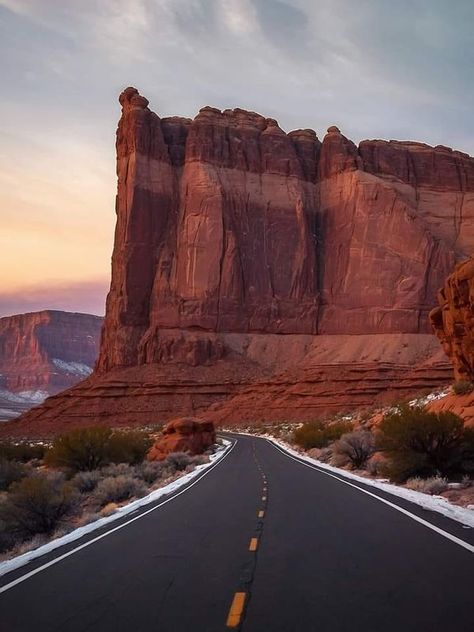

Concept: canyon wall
[[4, 88, 474, 436]]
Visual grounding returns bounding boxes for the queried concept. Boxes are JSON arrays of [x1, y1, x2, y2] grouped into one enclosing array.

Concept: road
[[0, 434, 472, 631]]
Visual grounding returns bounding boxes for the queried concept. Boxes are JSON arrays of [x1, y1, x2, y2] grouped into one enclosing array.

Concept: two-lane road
[[1, 434, 472, 631]]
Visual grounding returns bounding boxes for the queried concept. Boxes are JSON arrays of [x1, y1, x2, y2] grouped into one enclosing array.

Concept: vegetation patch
[[293, 419, 353, 450], [0, 427, 213, 560]]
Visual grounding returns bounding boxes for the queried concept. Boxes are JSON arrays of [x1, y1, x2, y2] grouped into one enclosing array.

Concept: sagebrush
[[293, 420, 353, 450], [376, 406, 474, 482], [45, 426, 152, 472]]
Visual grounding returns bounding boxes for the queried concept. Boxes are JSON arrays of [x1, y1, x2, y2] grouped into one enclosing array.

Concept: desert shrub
[[45, 426, 152, 472], [92, 475, 146, 507], [71, 470, 102, 493], [405, 476, 448, 495], [107, 430, 152, 465], [0, 515, 14, 553], [307, 447, 333, 463], [366, 454, 386, 477], [192, 454, 209, 466], [0, 474, 78, 540], [376, 405, 474, 482], [0, 441, 46, 462], [0, 459, 30, 491], [332, 431, 375, 469], [45, 426, 114, 472], [99, 463, 136, 478], [165, 452, 194, 472], [293, 420, 353, 450], [452, 380, 474, 395], [137, 461, 168, 484]]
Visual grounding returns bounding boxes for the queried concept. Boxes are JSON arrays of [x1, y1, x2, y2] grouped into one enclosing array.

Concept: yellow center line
[[226, 592, 246, 628], [258, 510, 265, 518], [249, 537, 258, 551]]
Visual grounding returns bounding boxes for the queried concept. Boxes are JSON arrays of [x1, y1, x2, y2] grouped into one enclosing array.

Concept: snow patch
[[0, 408, 19, 420], [52, 359, 93, 377], [0, 389, 48, 404], [17, 390, 49, 403], [408, 387, 451, 407], [0, 440, 232, 579]]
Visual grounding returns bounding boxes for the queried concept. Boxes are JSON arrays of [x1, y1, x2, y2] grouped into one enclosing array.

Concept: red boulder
[[147, 417, 216, 461]]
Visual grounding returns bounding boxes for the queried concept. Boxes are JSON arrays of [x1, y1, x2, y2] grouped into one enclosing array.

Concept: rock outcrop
[[147, 417, 216, 461], [4, 88, 474, 437], [0, 311, 102, 420], [430, 258, 474, 381]]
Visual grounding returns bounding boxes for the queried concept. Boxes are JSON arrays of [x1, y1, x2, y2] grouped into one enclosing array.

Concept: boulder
[[147, 417, 216, 461]]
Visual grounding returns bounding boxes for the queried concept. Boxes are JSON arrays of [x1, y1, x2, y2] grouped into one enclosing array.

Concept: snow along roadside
[[0, 439, 232, 580], [246, 433, 474, 528]]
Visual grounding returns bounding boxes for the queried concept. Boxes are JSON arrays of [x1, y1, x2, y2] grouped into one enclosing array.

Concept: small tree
[[45, 426, 152, 472], [332, 430, 375, 469], [0, 475, 77, 538], [108, 431, 152, 465], [45, 426, 114, 471], [293, 419, 353, 450], [376, 405, 474, 482]]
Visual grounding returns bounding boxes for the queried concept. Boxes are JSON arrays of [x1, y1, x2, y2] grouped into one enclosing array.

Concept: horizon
[[1, 0, 473, 317]]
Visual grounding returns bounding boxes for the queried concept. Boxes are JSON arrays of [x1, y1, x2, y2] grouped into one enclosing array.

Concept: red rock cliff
[[4, 89, 474, 436], [430, 258, 474, 381], [98, 88, 473, 374]]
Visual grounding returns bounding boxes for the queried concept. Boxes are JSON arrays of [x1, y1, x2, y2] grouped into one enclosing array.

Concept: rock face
[[0, 311, 102, 420], [147, 417, 216, 461], [430, 258, 474, 381], [4, 88, 474, 437], [99, 87, 474, 373], [427, 258, 474, 425]]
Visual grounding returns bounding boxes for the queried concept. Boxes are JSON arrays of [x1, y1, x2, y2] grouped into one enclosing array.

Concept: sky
[[0, 0, 473, 317]]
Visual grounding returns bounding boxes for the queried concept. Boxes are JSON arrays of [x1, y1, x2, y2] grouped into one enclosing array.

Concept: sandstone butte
[[3, 87, 474, 437], [0, 310, 102, 420], [429, 257, 474, 425]]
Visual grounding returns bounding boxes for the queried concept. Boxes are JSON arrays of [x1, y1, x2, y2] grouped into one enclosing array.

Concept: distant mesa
[[0, 310, 102, 422], [2, 87, 474, 437]]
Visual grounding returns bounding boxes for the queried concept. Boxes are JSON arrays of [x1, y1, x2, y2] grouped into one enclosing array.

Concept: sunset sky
[[1, 0, 473, 317]]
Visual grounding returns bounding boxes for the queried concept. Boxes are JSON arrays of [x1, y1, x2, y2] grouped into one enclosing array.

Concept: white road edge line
[[0, 439, 238, 595], [267, 439, 474, 554]]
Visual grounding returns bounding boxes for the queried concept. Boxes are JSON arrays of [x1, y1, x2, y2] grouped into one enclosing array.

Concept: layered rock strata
[[4, 88, 474, 436]]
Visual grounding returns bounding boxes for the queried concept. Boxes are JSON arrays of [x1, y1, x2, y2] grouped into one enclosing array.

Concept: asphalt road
[[0, 434, 472, 632]]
